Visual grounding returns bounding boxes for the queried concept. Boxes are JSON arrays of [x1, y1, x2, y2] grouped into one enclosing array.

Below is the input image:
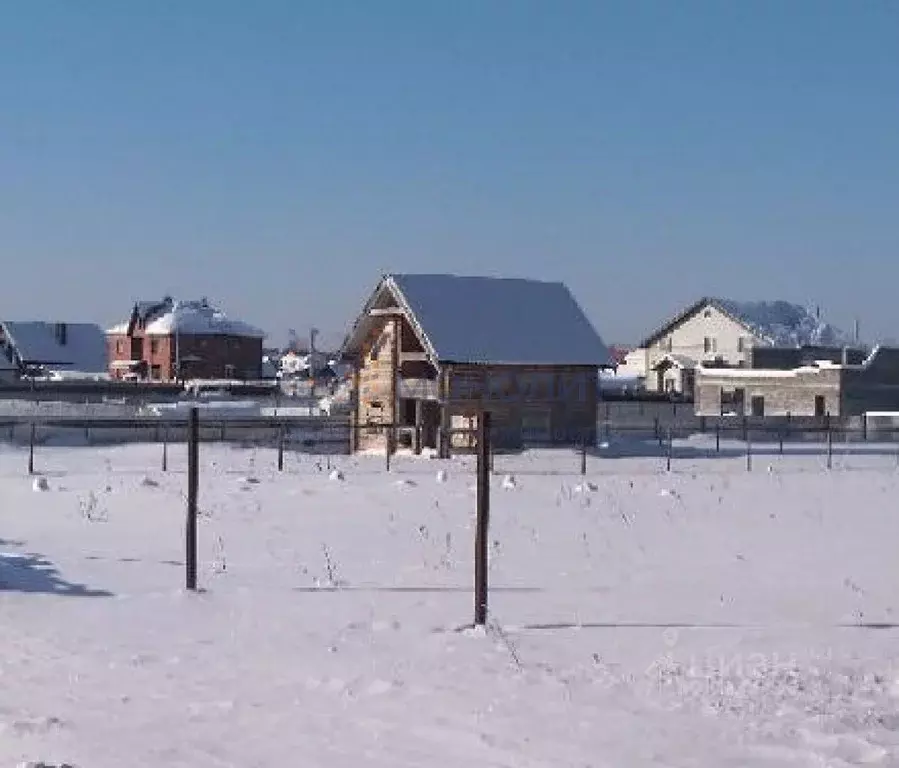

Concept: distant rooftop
[[641, 297, 850, 349], [108, 297, 265, 339], [1, 321, 107, 372], [144, 299, 265, 338]]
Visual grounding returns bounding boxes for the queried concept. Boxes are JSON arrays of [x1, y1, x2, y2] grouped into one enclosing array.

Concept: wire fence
[[3, 411, 899, 478]]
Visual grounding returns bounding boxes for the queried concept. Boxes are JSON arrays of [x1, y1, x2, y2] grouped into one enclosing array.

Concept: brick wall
[[107, 333, 143, 379], [175, 334, 262, 380], [107, 331, 262, 381], [696, 369, 841, 417]]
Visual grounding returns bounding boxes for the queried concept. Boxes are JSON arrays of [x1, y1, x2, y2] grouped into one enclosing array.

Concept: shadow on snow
[[0, 540, 112, 597]]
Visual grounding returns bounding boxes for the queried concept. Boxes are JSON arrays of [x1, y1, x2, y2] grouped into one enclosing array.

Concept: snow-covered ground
[[2, 438, 899, 767]]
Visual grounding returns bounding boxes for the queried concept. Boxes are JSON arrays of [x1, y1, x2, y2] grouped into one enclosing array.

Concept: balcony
[[397, 377, 439, 401]]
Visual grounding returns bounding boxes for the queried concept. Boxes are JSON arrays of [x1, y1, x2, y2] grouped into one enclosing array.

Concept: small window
[[150, 339, 159, 354], [665, 337, 673, 352], [737, 336, 745, 353], [704, 337, 713, 354], [703, 309, 712, 318], [224, 364, 236, 378]]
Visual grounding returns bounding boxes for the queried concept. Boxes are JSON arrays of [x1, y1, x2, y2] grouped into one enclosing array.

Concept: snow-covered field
[[3, 438, 899, 767]]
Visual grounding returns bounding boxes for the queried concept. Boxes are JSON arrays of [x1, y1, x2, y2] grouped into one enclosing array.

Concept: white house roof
[[143, 300, 265, 338], [343, 273, 610, 366], [1, 321, 107, 372], [641, 297, 849, 349]]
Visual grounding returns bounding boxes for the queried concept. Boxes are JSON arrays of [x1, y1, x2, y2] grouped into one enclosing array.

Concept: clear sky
[[1, 1, 897, 349]]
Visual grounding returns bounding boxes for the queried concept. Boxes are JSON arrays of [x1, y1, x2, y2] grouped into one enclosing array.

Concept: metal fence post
[[28, 421, 35, 475], [666, 427, 673, 472], [474, 411, 491, 627], [385, 426, 392, 472], [826, 419, 833, 470], [186, 407, 199, 591], [746, 428, 752, 472]]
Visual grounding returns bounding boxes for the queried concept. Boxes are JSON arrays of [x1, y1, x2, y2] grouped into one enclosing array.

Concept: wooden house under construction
[[339, 273, 610, 455]]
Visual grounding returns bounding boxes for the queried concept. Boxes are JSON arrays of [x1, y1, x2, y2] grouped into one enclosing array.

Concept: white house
[[628, 297, 846, 397]]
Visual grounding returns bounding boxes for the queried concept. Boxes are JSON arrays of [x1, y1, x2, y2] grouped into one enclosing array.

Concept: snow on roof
[[641, 297, 850, 349], [714, 298, 849, 347], [697, 365, 832, 379], [1, 321, 107, 372], [387, 273, 610, 366], [143, 300, 265, 338]]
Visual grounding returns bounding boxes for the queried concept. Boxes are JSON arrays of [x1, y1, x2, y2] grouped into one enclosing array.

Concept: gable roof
[[639, 298, 753, 349], [640, 297, 849, 349], [342, 273, 610, 366], [1, 321, 107, 372]]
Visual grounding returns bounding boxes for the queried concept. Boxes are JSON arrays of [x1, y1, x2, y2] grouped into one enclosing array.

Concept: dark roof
[[345, 273, 610, 366], [135, 297, 174, 322], [2, 321, 107, 371]]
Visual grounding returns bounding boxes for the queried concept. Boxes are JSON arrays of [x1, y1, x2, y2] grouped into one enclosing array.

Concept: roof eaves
[[336, 278, 381, 358], [384, 274, 440, 364], [639, 296, 774, 349], [338, 275, 432, 360], [638, 297, 715, 348]]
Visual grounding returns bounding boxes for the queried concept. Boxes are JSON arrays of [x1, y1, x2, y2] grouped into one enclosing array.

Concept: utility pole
[[309, 326, 319, 386], [173, 298, 181, 384]]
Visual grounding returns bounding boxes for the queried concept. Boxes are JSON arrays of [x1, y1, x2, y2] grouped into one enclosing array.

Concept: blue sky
[[1, 1, 897, 348]]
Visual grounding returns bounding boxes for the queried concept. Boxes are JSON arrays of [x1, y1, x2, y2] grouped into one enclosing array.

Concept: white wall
[[640, 303, 768, 392], [616, 349, 647, 380]]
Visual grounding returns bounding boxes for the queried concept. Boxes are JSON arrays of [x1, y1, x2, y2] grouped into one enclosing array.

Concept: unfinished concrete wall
[[695, 369, 841, 417]]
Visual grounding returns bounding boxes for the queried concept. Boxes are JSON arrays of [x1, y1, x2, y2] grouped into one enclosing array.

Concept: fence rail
[[0, 413, 895, 443]]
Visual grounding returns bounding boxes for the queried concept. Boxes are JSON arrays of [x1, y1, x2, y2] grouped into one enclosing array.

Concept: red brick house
[[107, 297, 265, 382]]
